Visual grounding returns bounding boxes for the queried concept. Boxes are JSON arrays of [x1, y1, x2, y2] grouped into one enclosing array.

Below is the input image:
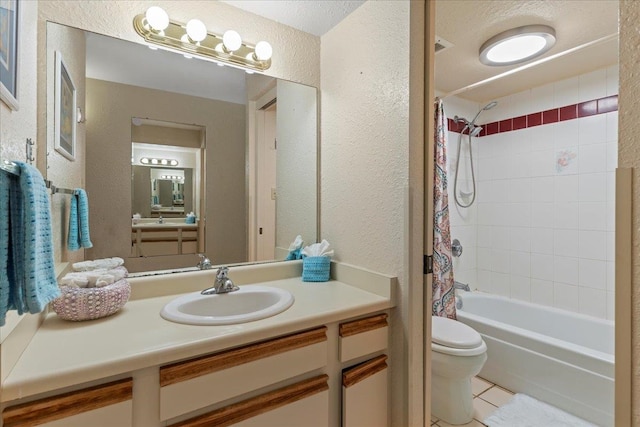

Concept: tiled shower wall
[[445, 65, 618, 320]]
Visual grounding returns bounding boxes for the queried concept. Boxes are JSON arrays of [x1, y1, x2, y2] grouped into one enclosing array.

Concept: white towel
[[72, 257, 124, 272], [60, 266, 127, 288]]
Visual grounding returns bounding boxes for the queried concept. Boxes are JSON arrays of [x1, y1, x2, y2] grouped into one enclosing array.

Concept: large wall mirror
[[46, 22, 318, 273]]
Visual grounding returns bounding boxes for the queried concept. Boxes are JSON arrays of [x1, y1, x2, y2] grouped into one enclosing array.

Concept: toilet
[[431, 316, 488, 425]]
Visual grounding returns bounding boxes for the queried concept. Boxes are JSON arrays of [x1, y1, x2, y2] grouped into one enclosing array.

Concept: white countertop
[[2, 275, 393, 402]]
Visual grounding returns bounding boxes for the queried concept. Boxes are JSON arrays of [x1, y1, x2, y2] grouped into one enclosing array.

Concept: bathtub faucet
[[454, 281, 470, 292]]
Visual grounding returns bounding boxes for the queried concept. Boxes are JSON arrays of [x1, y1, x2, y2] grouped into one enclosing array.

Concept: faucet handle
[[197, 254, 212, 269], [216, 266, 229, 280]]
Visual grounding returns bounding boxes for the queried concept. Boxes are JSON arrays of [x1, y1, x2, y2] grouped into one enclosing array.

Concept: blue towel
[[67, 188, 93, 251], [0, 162, 60, 324]]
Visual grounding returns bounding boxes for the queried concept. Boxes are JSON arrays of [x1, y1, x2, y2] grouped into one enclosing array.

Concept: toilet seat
[[432, 316, 487, 356]]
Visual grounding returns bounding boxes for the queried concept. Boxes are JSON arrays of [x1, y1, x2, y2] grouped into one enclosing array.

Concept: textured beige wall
[[0, 1, 38, 164], [619, 1, 639, 423], [321, 1, 411, 425], [45, 23, 86, 265], [85, 79, 246, 269]]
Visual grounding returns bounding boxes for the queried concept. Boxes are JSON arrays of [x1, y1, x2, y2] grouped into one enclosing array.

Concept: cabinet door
[[169, 374, 329, 427], [342, 355, 388, 427], [2, 378, 133, 427], [160, 327, 327, 420]]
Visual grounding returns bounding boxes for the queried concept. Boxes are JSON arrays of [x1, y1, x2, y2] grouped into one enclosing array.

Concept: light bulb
[[161, 159, 168, 165], [223, 30, 242, 52], [186, 19, 207, 42], [254, 41, 272, 61], [141, 158, 150, 164], [151, 158, 159, 165], [170, 160, 178, 166], [145, 7, 169, 31]]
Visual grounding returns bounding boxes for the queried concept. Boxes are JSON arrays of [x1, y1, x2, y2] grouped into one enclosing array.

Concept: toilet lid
[[432, 316, 483, 349]]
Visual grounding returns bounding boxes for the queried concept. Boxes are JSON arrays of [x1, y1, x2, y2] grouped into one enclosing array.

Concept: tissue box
[[51, 279, 131, 321], [302, 256, 330, 282]]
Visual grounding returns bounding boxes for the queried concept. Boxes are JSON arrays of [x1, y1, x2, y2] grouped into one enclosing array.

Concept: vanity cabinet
[[160, 327, 328, 421], [2, 378, 133, 427]]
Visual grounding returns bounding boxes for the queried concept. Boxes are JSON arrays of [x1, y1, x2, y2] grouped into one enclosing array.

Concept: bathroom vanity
[[0, 261, 395, 427]]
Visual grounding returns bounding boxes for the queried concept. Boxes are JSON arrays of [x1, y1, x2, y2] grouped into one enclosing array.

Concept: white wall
[[321, 1, 411, 425], [446, 65, 618, 320]]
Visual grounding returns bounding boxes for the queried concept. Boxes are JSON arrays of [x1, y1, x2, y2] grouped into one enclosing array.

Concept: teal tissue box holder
[[302, 256, 330, 282]]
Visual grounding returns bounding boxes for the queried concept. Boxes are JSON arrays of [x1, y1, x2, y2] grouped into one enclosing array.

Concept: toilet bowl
[[431, 316, 487, 425]]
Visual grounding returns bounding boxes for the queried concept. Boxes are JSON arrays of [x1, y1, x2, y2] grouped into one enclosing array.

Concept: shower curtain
[[433, 99, 457, 319]]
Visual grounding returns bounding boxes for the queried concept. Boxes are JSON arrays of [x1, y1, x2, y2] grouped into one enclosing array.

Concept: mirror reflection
[[46, 22, 318, 273]]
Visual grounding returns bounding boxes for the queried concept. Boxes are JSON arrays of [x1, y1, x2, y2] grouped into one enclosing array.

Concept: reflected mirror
[[46, 22, 318, 273]]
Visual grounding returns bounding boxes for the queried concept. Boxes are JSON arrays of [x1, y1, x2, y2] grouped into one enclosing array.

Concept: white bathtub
[[456, 292, 614, 427]]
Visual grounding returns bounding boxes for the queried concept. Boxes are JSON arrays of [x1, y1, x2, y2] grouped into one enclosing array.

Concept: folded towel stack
[[0, 162, 60, 325], [59, 258, 127, 289]]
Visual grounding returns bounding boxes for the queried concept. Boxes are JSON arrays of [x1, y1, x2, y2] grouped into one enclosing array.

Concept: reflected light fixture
[[134, 7, 273, 71], [140, 157, 179, 166], [479, 25, 555, 66]]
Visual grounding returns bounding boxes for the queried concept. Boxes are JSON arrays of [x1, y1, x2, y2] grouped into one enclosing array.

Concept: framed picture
[[54, 50, 76, 161], [0, 0, 19, 110]]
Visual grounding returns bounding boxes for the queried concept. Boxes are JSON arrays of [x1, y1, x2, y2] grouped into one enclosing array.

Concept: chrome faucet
[[158, 215, 164, 224], [196, 253, 212, 270], [454, 281, 470, 292], [201, 266, 239, 295]]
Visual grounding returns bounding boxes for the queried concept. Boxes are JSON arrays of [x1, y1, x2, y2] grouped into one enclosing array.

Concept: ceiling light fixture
[[479, 25, 556, 66], [134, 7, 273, 71]]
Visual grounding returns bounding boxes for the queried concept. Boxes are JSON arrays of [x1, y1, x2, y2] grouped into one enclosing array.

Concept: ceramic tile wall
[[446, 65, 617, 320]]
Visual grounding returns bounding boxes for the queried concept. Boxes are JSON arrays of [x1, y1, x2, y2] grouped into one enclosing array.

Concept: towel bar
[[1, 161, 75, 195]]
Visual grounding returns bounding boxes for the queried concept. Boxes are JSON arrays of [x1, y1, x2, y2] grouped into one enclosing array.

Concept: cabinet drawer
[[339, 313, 388, 362], [169, 374, 329, 427], [160, 327, 328, 420], [2, 378, 133, 427], [342, 355, 388, 427]]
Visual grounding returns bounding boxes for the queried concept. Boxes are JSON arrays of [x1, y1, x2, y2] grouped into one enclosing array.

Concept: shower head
[[470, 126, 483, 137], [470, 100, 498, 125]]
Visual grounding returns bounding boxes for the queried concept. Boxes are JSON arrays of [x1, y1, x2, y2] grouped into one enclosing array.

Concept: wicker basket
[[51, 279, 131, 321], [302, 256, 331, 282]]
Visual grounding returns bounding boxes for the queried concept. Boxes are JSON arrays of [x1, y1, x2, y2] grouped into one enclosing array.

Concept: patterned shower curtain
[[433, 99, 457, 319]]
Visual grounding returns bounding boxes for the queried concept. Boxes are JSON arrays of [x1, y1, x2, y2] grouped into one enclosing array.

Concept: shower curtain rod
[[439, 33, 618, 100]]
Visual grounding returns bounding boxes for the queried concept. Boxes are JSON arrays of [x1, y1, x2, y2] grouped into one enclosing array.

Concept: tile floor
[[431, 376, 515, 427]]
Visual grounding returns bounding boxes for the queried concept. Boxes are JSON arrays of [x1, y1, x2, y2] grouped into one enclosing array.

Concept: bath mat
[[484, 393, 598, 427]]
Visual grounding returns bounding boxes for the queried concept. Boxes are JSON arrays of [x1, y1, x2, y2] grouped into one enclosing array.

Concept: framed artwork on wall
[[0, 0, 19, 111], [54, 50, 76, 161]]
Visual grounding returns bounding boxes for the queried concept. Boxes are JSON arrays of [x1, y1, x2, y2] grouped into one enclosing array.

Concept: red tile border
[[559, 105, 577, 121], [542, 109, 559, 124], [527, 112, 542, 127], [446, 95, 618, 136], [513, 115, 527, 130], [578, 100, 598, 117]]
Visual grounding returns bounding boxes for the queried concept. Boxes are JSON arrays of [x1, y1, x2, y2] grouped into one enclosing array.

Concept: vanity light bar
[[161, 175, 183, 180], [133, 9, 272, 72], [140, 157, 179, 166]]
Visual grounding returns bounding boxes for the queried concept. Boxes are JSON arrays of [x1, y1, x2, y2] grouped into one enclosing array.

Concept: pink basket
[[51, 279, 131, 321]]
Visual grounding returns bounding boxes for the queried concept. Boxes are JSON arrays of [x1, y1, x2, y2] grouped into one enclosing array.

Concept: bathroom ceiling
[[435, 0, 619, 102]]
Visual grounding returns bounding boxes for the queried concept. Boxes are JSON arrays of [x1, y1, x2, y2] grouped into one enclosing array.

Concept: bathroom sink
[[160, 286, 294, 325]]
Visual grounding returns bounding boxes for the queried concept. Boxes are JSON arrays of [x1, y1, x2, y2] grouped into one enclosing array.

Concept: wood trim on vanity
[[339, 313, 388, 337], [160, 327, 327, 387], [342, 355, 388, 388], [170, 374, 329, 427], [2, 378, 133, 427]]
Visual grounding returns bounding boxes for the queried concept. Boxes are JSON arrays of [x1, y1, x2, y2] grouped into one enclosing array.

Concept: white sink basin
[[160, 286, 294, 325]]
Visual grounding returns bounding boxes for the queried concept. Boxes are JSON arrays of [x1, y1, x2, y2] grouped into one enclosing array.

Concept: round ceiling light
[[479, 25, 556, 66]]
